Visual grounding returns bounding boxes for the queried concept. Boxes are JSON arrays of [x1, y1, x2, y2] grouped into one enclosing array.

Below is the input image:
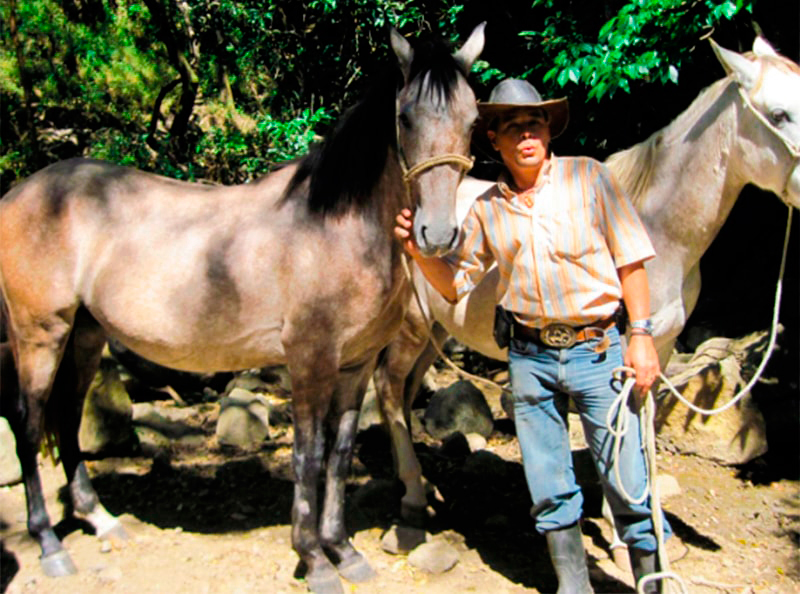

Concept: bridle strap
[[737, 86, 800, 158], [402, 153, 475, 184]]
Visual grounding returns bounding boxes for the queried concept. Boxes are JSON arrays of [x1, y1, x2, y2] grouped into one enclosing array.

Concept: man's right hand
[[394, 208, 421, 258]]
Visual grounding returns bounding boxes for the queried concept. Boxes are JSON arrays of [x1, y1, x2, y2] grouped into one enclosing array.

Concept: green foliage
[[527, 0, 753, 101], [0, 0, 769, 191]]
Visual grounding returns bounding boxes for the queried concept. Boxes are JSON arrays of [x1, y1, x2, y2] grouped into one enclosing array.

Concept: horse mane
[[606, 75, 733, 207], [283, 35, 466, 217]]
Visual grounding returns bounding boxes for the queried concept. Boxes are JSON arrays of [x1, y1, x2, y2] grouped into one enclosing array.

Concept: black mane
[[283, 35, 466, 217]]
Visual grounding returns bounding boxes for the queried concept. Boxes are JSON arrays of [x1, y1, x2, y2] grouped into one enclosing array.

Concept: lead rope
[[608, 206, 792, 594], [400, 254, 512, 394]]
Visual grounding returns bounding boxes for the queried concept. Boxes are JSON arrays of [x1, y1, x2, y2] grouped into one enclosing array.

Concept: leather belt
[[512, 316, 616, 349]]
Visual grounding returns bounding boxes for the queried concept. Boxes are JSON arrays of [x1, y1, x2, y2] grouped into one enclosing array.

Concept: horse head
[[712, 37, 800, 209], [391, 23, 485, 257]]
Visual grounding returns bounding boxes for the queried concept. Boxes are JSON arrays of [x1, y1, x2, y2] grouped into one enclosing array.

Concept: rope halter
[[737, 85, 800, 201]]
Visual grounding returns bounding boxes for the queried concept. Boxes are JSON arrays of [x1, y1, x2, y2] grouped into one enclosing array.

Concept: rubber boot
[[545, 524, 594, 594], [629, 548, 660, 593]]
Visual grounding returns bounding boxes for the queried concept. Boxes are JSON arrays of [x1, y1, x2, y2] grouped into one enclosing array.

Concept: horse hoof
[[40, 550, 77, 577], [305, 566, 344, 594], [99, 521, 129, 543], [400, 501, 431, 528], [337, 553, 377, 583]]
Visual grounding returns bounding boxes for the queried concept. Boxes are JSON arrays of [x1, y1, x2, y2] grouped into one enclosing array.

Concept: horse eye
[[399, 112, 412, 129], [770, 109, 789, 125]]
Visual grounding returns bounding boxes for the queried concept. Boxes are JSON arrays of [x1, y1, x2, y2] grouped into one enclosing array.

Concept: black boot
[[629, 548, 660, 593], [545, 524, 594, 594]]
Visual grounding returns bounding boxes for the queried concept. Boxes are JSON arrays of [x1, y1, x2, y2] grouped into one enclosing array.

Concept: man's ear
[[487, 130, 498, 150]]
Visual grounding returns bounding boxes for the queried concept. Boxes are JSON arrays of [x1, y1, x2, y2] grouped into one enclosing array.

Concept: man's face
[[487, 108, 551, 171]]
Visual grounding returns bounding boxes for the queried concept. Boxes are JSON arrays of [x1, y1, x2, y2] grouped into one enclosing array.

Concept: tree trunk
[[8, 0, 40, 167], [141, 0, 199, 152]]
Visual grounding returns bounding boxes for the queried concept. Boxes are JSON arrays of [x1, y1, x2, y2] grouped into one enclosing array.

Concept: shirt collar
[[497, 155, 555, 202]]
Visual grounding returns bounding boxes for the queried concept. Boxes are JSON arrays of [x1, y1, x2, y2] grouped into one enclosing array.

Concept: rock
[[380, 525, 430, 555], [655, 474, 681, 500], [79, 359, 136, 455], [423, 380, 494, 440], [0, 417, 21, 486], [656, 329, 772, 465], [407, 540, 459, 574], [357, 379, 382, 432], [215, 388, 271, 449], [500, 390, 515, 421], [224, 372, 271, 395], [464, 432, 487, 452]]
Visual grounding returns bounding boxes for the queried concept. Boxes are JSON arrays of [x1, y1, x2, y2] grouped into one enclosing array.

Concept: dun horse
[[0, 25, 485, 594], [373, 37, 800, 527]]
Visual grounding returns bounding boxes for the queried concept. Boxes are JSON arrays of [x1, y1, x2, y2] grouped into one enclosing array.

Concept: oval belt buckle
[[540, 323, 577, 348]]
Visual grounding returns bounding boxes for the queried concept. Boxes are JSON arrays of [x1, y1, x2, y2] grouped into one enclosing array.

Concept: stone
[[464, 432, 487, 452], [0, 417, 21, 487], [357, 379, 382, 432], [423, 380, 494, 440], [407, 540, 459, 574], [380, 525, 430, 555], [215, 388, 271, 449], [79, 359, 136, 455], [655, 329, 772, 465]]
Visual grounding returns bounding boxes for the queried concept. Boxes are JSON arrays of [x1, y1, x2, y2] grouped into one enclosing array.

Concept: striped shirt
[[445, 155, 655, 328]]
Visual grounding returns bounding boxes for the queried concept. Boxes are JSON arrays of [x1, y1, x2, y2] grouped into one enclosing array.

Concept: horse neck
[[634, 80, 747, 270]]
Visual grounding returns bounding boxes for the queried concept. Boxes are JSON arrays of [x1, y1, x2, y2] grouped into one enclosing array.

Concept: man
[[395, 79, 671, 593]]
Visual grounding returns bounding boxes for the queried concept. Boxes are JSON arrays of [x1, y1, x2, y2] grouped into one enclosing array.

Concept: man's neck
[[510, 157, 551, 193]]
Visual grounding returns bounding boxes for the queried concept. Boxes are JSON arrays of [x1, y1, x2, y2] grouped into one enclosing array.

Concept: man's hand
[[394, 208, 420, 258], [624, 333, 660, 407]]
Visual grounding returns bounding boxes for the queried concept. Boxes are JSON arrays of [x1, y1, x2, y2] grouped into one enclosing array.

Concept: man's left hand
[[624, 334, 660, 407]]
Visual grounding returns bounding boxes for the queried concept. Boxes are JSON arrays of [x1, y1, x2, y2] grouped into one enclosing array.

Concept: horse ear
[[753, 36, 778, 58], [710, 38, 760, 91], [454, 22, 486, 73], [391, 28, 413, 81]]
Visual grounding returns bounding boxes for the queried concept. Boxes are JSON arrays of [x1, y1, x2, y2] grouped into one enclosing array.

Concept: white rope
[[610, 371, 688, 594], [655, 206, 792, 415], [400, 254, 511, 394], [607, 205, 792, 594]]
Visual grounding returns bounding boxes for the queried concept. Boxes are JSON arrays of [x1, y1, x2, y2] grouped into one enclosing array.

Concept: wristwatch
[[630, 318, 654, 336]]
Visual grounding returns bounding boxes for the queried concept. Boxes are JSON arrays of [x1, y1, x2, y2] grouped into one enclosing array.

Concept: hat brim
[[475, 97, 569, 140]]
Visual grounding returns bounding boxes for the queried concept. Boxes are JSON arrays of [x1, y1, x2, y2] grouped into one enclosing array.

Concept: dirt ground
[[1, 366, 798, 594]]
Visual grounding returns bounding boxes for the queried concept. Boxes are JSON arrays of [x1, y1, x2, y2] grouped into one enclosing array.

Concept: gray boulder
[[0, 417, 21, 486], [79, 359, 136, 455], [215, 388, 271, 449], [423, 380, 494, 440]]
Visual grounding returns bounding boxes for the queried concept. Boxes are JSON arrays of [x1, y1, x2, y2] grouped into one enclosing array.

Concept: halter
[[395, 116, 475, 206], [737, 85, 800, 199]]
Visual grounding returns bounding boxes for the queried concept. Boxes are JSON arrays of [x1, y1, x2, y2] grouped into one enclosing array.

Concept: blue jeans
[[508, 325, 671, 552]]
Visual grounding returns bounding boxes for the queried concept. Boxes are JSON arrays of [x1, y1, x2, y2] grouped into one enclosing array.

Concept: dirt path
[[1, 368, 798, 594]]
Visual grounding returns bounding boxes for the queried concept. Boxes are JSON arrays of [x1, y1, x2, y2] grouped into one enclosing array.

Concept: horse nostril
[[420, 225, 428, 246], [449, 227, 459, 249]]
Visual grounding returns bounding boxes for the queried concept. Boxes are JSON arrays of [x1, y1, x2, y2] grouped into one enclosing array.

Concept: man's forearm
[[618, 261, 651, 322], [411, 254, 459, 303]]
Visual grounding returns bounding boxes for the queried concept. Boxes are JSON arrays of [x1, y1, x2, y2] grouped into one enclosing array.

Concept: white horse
[[372, 37, 800, 536]]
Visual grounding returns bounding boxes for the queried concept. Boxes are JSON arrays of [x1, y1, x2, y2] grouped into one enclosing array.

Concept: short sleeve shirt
[[444, 155, 655, 328]]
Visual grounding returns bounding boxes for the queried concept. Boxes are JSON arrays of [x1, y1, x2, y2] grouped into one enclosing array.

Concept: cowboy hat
[[477, 79, 569, 139]]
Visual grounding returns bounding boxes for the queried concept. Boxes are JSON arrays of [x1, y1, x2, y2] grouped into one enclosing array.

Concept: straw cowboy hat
[[476, 78, 570, 140]]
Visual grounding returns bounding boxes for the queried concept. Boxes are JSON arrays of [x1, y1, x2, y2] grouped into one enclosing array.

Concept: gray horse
[[0, 25, 485, 594]]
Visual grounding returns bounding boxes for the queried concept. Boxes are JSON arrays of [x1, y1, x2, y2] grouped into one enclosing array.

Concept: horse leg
[[287, 346, 343, 594], [395, 325, 448, 523], [51, 309, 127, 542], [319, 359, 377, 583], [373, 332, 430, 523], [6, 312, 77, 576]]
